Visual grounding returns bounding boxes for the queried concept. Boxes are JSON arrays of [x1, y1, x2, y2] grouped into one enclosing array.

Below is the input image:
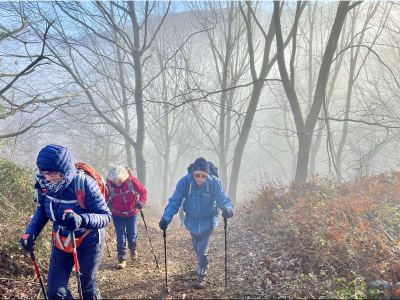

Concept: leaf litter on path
[[97, 204, 301, 299]]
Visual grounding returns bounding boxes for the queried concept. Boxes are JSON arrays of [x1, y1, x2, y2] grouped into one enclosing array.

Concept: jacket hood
[[36, 144, 76, 185]]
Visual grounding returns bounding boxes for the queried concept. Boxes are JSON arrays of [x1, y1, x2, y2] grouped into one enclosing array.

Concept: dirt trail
[[95, 204, 281, 299], [2, 203, 300, 299]]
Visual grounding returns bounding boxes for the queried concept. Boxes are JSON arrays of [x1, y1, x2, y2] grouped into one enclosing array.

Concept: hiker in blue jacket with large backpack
[[159, 157, 234, 289], [20, 144, 111, 299]]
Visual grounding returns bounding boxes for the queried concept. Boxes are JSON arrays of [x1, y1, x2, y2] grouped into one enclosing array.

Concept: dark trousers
[[112, 213, 138, 261], [190, 229, 213, 268], [47, 240, 104, 299]]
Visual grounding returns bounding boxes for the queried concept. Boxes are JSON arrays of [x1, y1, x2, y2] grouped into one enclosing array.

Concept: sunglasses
[[194, 173, 208, 179], [40, 171, 60, 178]]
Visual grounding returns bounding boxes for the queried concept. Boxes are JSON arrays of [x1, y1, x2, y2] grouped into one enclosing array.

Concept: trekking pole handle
[[224, 217, 227, 229], [63, 210, 80, 272], [23, 234, 36, 261], [62, 209, 73, 220]]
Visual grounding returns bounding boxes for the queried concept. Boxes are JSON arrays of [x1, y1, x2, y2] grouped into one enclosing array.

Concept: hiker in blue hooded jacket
[[159, 157, 234, 289], [20, 144, 111, 299]]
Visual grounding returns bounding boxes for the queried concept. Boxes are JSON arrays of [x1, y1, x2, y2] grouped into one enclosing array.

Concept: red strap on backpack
[[74, 163, 107, 209]]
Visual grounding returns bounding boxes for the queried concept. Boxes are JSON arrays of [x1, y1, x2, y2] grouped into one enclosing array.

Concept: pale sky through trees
[[1, 1, 400, 202]]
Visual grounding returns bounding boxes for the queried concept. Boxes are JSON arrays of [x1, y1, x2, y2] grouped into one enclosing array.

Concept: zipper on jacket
[[197, 188, 200, 234]]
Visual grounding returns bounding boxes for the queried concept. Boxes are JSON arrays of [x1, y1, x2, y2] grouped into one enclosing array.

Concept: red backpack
[[74, 162, 107, 209]]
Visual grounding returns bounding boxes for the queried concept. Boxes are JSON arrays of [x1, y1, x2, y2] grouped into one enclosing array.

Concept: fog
[[2, 1, 400, 203]]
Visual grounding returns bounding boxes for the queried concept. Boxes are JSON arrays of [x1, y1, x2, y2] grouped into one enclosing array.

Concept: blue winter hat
[[36, 144, 76, 181], [193, 157, 210, 174]]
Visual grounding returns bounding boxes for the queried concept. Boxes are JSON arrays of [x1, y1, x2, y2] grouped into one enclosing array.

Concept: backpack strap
[[74, 169, 107, 210], [45, 194, 78, 222], [183, 180, 192, 203], [75, 171, 87, 209], [109, 182, 115, 201], [108, 178, 140, 215], [127, 178, 140, 201], [181, 180, 192, 215], [107, 182, 116, 212]]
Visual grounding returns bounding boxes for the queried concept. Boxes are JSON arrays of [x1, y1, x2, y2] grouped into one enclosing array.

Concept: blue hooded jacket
[[162, 172, 234, 235], [25, 144, 111, 248]]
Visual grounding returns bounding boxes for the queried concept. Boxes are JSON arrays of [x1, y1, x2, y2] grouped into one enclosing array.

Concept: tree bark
[[274, 1, 352, 182], [128, 1, 146, 186], [228, 80, 264, 201]]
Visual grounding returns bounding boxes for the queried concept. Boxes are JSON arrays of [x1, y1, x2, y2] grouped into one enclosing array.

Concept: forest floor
[[1, 203, 304, 299], [95, 204, 302, 299]]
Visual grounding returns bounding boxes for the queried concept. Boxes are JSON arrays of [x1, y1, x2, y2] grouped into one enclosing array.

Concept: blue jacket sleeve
[[80, 175, 111, 230], [25, 188, 49, 238], [162, 176, 187, 223], [212, 178, 234, 212]]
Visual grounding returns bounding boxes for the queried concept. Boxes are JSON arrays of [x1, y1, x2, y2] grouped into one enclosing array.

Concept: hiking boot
[[195, 274, 207, 289], [130, 250, 138, 261], [117, 260, 126, 269], [195, 266, 208, 289]]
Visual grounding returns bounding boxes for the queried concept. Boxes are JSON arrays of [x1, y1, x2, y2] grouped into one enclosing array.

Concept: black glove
[[221, 207, 233, 219], [159, 217, 169, 230], [135, 200, 145, 210], [20, 234, 35, 252], [63, 211, 83, 231]]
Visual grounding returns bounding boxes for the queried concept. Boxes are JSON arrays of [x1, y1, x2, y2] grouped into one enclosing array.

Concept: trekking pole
[[105, 233, 111, 258], [163, 230, 168, 288], [140, 210, 160, 268], [224, 217, 228, 290], [23, 235, 48, 300], [64, 210, 83, 300]]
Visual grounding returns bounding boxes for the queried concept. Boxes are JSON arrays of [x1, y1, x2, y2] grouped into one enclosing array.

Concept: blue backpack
[[187, 161, 219, 178]]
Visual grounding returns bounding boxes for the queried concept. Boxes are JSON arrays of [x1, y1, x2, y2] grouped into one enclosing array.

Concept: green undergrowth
[[0, 157, 52, 278]]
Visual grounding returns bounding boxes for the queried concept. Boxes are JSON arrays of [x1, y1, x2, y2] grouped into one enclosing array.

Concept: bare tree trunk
[[161, 59, 170, 206], [217, 3, 234, 189], [115, 27, 134, 170], [274, 1, 352, 183], [125, 141, 134, 170], [128, 1, 146, 186], [228, 2, 306, 202], [309, 126, 322, 177], [335, 3, 380, 182], [133, 57, 146, 185], [228, 80, 264, 201]]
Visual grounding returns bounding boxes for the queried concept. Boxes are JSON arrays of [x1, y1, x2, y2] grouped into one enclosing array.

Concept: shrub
[[244, 172, 400, 298], [0, 157, 52, 277]]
